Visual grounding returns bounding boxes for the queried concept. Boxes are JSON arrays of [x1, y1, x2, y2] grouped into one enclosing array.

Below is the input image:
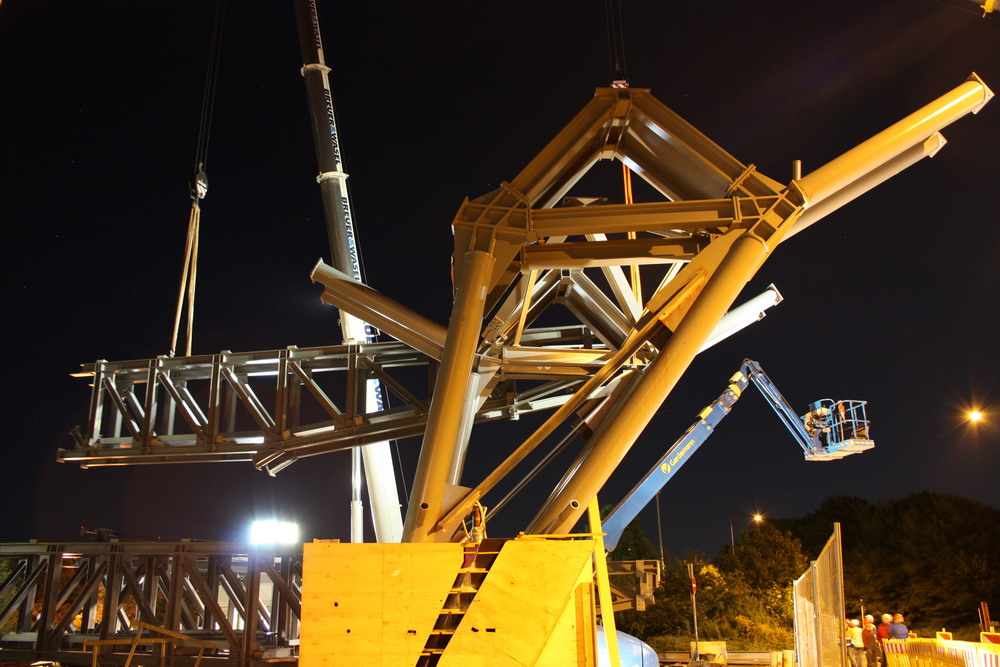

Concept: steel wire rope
[[170, 0, 227, 357], [604, 0, 628, 85], [487, 417, 588, 520], [194, 0, 227, 173]]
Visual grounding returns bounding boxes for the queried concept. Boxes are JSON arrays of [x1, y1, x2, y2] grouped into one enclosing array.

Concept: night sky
[[2, 1, 998, 557]]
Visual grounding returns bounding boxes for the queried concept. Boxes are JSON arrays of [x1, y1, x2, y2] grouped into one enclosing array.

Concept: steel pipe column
[[793, 74, 992, 206], [403, 250, 496, 542]]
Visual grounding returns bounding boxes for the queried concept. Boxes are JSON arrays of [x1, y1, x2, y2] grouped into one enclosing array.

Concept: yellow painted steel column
[[588, 499, 621, 667], [528, 231, 773, 535], [786, 133, 946, 240], [794, 75, 992, 206], [403, 250, 495, 542]]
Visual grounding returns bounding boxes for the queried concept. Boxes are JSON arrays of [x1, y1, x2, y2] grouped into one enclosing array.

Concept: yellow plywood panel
[[300, 543, 386, 666], [299, 541, 463, 667], [439, 538, 598, 667], [536, 575, 598, 666], [381, 544, 464, 666]]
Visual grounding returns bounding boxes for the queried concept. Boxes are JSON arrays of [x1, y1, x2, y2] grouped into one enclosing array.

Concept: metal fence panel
[[793, 523, 846, 667]]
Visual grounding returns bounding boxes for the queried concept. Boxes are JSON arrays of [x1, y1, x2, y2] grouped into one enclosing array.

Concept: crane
[[602, 359, 874, 550]]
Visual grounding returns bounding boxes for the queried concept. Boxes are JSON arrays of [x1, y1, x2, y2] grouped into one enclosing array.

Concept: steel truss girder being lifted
[[63, 327, 609, 471], [65, 76, 992, 546]]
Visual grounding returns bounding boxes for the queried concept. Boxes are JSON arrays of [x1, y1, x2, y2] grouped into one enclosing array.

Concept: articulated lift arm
[[602, 359, 873, 550]]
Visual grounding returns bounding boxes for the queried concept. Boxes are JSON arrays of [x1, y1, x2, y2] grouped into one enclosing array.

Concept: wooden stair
[[416, 538, 505, 666]]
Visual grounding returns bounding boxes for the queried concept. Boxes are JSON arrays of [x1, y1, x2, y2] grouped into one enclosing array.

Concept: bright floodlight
[[753, 514, 763, 522], [968, 410, 983, 422], [250, 520, 300, 545]]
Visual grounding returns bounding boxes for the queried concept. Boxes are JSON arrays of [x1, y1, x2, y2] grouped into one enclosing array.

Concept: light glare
[[250, 520, 300, 545], [968, 411, 983, 422]]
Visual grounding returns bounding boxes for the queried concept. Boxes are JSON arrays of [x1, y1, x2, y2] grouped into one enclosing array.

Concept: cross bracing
[[63, 324, 612, 472], [0, 541, 301, 665]]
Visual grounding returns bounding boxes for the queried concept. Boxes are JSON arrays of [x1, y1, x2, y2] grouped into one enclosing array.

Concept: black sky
[[2, 1, 998, 556]]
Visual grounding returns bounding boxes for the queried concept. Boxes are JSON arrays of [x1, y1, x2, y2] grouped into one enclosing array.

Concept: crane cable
[[170, 0, 227, 357], [605, 0, 628, 87], [607, 1, 640, 302]]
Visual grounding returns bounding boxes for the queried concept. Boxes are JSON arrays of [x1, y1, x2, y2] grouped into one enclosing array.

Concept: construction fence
[[793, 523, 847, 667], [883, 638, 1000, 667]]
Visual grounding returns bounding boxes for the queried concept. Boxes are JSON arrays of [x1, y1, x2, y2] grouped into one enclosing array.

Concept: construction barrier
[[793, 525, 846, 667], [883, 638, 1000, 667]]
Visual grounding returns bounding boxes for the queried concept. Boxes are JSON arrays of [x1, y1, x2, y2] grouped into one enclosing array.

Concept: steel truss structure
[[62, 77, 993, 549], [0, 541, 300, 665], [63, 325, 607, 472]]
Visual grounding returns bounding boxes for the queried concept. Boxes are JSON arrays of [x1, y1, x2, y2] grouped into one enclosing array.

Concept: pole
[[655, 490, 665, 564], [688, 562, 699, 664], [293, 0, 402, 543]]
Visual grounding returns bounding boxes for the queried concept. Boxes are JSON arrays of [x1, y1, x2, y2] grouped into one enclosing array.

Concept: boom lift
[[602, 359, 873, 550]]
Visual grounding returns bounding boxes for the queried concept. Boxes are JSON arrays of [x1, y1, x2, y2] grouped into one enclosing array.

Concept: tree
[[619, 525, 805, 651], [718, 523, 808, 621], [774, 492, 1000, 638]]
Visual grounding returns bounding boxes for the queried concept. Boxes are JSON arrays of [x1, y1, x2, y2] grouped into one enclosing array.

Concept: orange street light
[[729, 513, 765, 547]]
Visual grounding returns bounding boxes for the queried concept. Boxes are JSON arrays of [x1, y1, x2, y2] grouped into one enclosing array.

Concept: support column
[[403, 250, 495, 542]]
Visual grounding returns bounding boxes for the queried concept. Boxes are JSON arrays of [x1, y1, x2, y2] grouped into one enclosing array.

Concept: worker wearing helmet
[[847, 619, 865, 667]]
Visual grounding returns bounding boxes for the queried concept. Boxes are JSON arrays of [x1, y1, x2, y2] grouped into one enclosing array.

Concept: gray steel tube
[[403, 250, 496, 542], [311, 260, 447, 360]]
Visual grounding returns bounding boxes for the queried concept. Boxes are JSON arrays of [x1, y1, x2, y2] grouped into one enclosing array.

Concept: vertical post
[[292, 0, 402, 543], [87, 360, 107, 446], [34, 549, 62, 652], [688, 562, 700, 662], [655, 490, 665, 564], [588, 499, 620, 667], [242, 552, 261, 666], [140, 359, 160, 449], [100, 548, 123, 667], [810, 561, 823, 667], [833, 523, 847, 667]]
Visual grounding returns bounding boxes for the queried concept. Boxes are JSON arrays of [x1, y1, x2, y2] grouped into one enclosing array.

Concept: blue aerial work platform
[[602, 359, 874, 550]]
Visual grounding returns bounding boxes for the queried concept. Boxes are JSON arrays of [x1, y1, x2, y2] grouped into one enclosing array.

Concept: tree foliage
[[616, 492, 999, 649], [617, 525, 805, 651], [773, 492, 1000, 638]]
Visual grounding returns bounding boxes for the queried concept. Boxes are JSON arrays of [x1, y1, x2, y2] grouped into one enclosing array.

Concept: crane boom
[[293, 0, 402, 543], [602, 359, 874, 550]]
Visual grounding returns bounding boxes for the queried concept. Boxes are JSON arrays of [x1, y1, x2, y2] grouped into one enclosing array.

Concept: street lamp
[[729, 513, 764, 547]]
